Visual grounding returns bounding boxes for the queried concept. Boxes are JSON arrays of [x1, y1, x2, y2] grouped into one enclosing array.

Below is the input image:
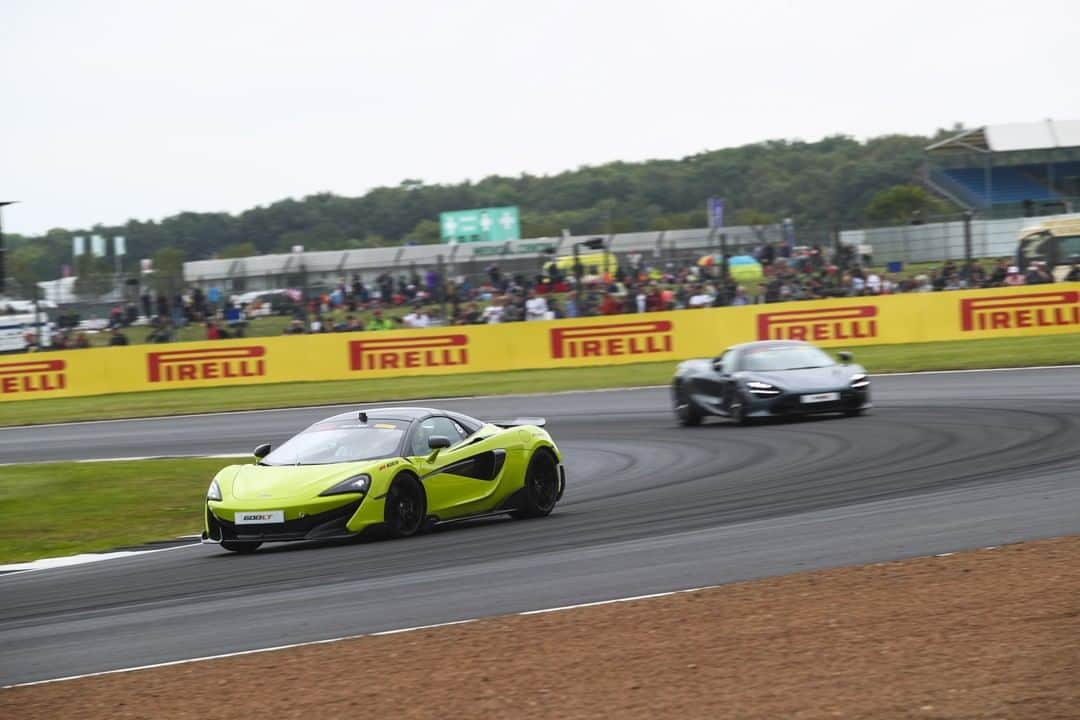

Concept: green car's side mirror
[[426, 435, 451, 461], [253, 443, 271, 459]]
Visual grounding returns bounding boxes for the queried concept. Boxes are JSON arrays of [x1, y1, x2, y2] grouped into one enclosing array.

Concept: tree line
[[6, 130, 957, 297]]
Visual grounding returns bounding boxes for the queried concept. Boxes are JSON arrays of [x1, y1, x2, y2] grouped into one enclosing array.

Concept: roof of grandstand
[[926, 119, 1080, 155]]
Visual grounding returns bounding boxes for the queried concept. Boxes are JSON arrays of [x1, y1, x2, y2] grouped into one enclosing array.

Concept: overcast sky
[[3, 0, 1078, 235]]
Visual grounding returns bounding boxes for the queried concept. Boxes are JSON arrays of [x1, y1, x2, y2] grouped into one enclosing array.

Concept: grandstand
[[923, 119, 1080, 217]]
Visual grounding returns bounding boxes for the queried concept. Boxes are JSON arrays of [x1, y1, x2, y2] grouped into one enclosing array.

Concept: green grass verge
[[1, 332, 1077, 428], [0, 458, 225, 563]]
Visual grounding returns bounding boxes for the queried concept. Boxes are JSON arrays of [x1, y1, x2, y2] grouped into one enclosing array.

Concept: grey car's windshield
[[263, 420, 405, 465], [741, 345, 835, 372]]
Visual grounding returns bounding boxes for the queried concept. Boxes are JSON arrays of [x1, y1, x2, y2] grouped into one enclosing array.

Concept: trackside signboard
[[756, 305, 878, 342], [1, 283, 1076, 403], [549, 321, 674, 360], [0, 359, 67, 397], [439, 206, 520, 243], [147, 347, 268, 383], [349, 334, 469, 372], [958, 290, 1079, 332]]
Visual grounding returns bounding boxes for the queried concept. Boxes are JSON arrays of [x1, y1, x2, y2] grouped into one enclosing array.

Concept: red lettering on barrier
[[0, 359, 67, 395], [349, 334, 469, 371], [549, 321, 674, 360], [960, 291, 1079, 332], [147, 346, 267, 383], [756, 306, 878, 342]]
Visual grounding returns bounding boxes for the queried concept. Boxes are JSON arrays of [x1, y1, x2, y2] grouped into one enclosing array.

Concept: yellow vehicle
[[551, 252, 617, 275], [1016, 216, 1080, 280]]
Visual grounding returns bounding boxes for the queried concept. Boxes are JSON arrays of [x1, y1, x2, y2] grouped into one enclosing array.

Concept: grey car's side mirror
[[253, 443, 271, 459], [837, 351, 853, 364]]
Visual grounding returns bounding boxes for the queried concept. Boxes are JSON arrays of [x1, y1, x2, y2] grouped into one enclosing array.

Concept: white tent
[[926, 118, 1080, 154]]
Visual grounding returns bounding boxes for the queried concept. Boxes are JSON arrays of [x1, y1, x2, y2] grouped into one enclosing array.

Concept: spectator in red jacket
[[600, 293, 622, 315]]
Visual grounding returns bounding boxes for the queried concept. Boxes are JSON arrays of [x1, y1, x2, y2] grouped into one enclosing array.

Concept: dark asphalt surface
[[2, 367, 1079, 686]]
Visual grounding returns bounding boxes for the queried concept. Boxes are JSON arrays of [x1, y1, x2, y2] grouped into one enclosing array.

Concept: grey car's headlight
[[850, 373, 870, 389], [320, 474, 371, 497], [746, 380, 781, 396], [207, 478, 222, 501]]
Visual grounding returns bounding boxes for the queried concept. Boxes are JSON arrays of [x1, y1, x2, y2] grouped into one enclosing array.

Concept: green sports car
[[202, 407, 565, 553]]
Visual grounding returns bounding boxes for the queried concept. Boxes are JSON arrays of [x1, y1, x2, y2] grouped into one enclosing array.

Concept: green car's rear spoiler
[[491, 417, 546, 428]]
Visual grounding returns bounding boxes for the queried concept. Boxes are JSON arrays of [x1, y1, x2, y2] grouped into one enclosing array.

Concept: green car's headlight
[[320, 474, 371, 497], [207, 478, 222, 501]]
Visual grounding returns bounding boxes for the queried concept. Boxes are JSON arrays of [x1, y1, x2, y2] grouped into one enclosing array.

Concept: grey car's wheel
[[673, 384, 703, 427], [512, 450, 560, 519], [221, 540, 262, 553], [730, 391, 751, 426], [385, 474, 426, 538]]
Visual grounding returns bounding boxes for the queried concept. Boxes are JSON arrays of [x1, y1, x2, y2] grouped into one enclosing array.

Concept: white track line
[[76, 453, 249, 464], [2, 545, 1008, 690], [5, 363, 1077, 431], [872, 363, 1080, 377], [0, 453, 250, 468], [0, 543, 200, 575], [519, 587, 709, 615], [2, 587, 717, 688]]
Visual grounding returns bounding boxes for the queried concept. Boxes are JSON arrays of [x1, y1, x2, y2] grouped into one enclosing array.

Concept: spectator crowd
[[9, 241, 1079, 351], [272, 243, 1078, 333]]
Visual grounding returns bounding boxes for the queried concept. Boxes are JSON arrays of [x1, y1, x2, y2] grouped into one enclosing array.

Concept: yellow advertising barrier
[[1, 283, 1077, 403]]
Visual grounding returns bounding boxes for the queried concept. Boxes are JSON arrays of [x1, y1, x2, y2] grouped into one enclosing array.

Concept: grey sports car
[[671, 340, 871, 426]]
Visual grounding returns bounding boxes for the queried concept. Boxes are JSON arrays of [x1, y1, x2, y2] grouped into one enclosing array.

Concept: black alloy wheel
[[385, 475, 426, 538], [729, 390, 750, 426], [673, 384, 703, 427], [513, 450, 560, 519]]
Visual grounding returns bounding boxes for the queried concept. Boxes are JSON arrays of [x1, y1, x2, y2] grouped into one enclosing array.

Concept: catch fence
[[183, 212, 1079, 296], [182, 225, 786, 295]]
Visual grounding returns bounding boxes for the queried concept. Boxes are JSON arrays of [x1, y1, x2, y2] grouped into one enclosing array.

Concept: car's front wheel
[[673, 383, 703, 427], [729, 390, 751, 426], [512, 450, 560, 519], [385, 474, 426, 538], [221, 540, 262, 553]]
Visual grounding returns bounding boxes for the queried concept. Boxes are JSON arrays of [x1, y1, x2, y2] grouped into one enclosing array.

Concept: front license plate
[[234, 510, 284, 524], [801, 392, 840, 404]]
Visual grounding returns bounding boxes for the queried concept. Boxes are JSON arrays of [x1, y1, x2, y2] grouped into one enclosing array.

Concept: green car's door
[[408, 416, 507, 519]]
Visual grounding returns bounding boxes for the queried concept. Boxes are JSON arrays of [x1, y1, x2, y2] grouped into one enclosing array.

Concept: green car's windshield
[[742, 345, 835, 372], [263, 421, 405, 465]]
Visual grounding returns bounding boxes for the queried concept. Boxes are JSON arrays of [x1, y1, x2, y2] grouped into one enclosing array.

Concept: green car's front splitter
[[204, 493, 385, 544]]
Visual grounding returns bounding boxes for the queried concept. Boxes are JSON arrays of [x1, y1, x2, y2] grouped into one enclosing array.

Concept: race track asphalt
[[2, 367, 1079, 686]]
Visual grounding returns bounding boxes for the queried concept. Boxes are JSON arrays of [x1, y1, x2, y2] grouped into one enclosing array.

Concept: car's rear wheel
[[221, 540, 262, 553], [512, 450, 560, 519], [385, 474, 426, 538], [673, 384, 703, 427]]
